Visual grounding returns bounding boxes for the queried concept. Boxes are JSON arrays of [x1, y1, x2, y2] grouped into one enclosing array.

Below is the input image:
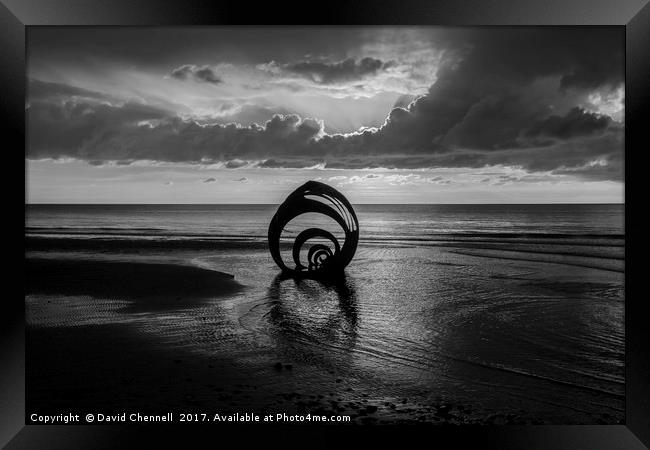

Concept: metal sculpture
[[268, 180, 359, 278]]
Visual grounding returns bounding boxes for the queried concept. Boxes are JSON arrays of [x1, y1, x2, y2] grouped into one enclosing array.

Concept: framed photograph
[[4, 0, 649, 447]]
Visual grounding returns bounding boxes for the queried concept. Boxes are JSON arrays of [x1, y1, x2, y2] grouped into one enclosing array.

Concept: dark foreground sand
[[26, 258, 241, 312], [25, 246, 624, 425]]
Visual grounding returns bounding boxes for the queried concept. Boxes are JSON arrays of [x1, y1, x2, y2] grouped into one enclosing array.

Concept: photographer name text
[[29, 412, 351, 424]]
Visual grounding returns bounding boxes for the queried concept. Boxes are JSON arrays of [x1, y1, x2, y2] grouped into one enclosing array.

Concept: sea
[[25, 204, 625, 424], [26, 203, 623, 244]]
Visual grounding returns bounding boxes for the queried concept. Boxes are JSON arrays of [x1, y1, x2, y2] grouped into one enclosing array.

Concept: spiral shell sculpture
[[268, 180, 359, 278]]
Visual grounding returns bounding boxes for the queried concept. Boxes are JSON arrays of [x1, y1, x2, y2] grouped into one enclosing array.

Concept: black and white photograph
[[25, 25, 625, 426]]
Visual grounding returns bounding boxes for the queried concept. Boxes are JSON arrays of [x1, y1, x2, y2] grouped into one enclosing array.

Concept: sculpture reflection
[[266, 273, 359, 351], [268, 180, 359, 278]]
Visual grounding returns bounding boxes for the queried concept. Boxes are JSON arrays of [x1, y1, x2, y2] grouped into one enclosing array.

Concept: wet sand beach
[[25, 229, 624, 424]]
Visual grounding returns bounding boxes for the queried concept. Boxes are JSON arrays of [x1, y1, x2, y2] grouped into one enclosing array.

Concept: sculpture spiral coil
[[268, 180, 359, 277]]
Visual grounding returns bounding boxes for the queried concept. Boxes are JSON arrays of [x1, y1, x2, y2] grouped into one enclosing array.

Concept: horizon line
[[25, 202, 625, 206]]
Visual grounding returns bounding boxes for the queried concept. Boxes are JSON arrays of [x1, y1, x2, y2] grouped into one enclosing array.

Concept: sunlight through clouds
[[26, 27, 624, 203]]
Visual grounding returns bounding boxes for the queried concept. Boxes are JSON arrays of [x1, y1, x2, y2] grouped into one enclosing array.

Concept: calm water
[[25, 204, 625, 423], [26, 203, 624, 238]]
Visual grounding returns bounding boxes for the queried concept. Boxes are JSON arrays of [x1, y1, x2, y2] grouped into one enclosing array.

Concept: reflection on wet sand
[[265, 274, 359, 370]]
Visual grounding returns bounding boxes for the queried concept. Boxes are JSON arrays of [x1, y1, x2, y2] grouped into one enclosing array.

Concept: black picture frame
[[5, 0, 649, 447]]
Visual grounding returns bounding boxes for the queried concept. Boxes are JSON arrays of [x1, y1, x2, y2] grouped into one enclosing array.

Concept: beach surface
[[25, 204, 624, 424]]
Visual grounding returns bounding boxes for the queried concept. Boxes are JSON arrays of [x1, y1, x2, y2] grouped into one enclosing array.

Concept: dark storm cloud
[[27, 90, 171, 160], [269, 57, 394, 84], [27, 28, 624, 182], [170, 65, 222, 84], [27, 84, 324, 163], [357, 27, 623, 155], [524, 107, 615, 140]]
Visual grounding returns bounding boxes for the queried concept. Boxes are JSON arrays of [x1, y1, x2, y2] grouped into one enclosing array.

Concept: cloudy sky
[[26, 27, 624, 203]]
